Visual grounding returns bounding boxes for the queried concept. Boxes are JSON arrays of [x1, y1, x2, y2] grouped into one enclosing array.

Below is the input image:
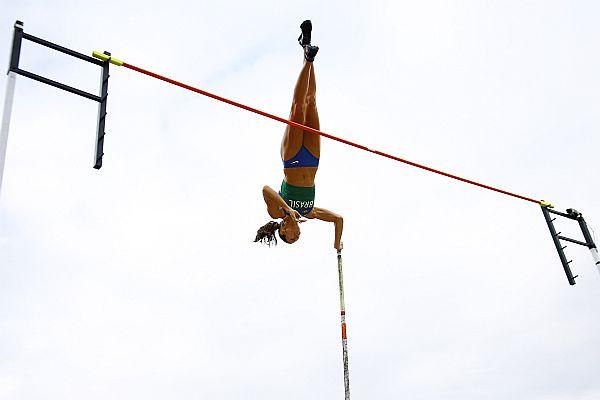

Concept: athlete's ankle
[[304, 45, 319, 62]]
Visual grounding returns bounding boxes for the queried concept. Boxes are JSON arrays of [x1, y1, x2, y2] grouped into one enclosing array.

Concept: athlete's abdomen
[[284, 167, 317, 187]]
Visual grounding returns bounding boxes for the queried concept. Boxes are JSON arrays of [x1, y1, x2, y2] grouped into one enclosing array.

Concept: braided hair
[[254, 221, 281, 246]]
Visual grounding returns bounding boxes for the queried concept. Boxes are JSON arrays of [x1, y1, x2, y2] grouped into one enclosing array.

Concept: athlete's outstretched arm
[[307, 207, 343, 250]]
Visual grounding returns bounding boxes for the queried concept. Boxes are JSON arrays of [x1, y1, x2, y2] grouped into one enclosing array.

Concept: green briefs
[[279, 180, 315, 216]]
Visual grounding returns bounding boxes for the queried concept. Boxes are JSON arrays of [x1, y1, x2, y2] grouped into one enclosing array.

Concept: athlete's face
[[280, 219, 301, 243]]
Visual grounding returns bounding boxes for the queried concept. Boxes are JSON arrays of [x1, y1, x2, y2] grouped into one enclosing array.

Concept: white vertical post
[[0, 71, 17, 197], [591, 248, 600, 278]]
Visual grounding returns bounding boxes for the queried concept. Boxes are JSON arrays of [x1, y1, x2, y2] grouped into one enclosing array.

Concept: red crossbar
[[123, 62, 541, 205]]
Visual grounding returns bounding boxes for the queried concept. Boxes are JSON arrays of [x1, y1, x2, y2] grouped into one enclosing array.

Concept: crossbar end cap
[[92, 50, 124, 66], [540, 200, 554, 208]]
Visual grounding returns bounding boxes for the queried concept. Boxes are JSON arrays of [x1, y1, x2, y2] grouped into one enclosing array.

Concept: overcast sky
[[1, 1, 599, 399]]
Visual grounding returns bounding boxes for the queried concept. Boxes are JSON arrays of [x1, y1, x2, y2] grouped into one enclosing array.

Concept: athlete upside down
[[254, 20, 343, 250]]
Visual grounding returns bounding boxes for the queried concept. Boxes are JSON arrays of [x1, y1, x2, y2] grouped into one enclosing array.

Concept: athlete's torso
[[282, 145, 319, 186], [283, 167, 317, 187]]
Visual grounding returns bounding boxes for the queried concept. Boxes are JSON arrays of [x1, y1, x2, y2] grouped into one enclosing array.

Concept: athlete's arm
[[262, 185, 297, 219], [306, 207, 343, 250]]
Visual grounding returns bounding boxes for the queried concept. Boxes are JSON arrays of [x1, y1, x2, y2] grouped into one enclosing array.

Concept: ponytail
[[254, 221, 281, 246]]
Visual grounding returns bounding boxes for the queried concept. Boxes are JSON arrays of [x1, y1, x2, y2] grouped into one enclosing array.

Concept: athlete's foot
[[298, 20, 312, 47], [304, 45, 319, 62]]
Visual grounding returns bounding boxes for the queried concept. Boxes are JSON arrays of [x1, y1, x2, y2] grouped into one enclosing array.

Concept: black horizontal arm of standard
[[12, 67, 101, 102], [547, 208, 596, 249], [557, 236, 589, 247], [22, 32, 104, 66], [546, 208, 579, 220]]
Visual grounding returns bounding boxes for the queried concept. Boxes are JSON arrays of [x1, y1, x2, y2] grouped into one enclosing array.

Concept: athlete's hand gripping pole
[[336, 249, 351, 400]]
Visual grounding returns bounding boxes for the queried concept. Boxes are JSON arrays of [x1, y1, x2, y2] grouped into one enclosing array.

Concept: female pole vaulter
[[255, 20, 343, 250]]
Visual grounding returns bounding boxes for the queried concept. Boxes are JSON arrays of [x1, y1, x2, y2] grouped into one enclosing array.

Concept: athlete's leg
[[281, 61, 311, 161], [302, 63, 320, 158]]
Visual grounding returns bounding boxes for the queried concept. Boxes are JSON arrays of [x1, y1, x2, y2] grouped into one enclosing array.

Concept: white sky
[[1, 1, 599, 399]]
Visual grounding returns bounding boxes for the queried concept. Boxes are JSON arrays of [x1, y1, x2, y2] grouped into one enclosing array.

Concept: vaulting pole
[[336, 249, 350, 399]]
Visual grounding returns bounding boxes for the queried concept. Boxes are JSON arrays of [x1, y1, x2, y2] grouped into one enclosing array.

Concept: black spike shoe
[[298, 20, 312, 47], [304, 44, 319, 62]]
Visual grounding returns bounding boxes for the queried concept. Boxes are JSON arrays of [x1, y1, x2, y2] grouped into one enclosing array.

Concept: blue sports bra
[[282, 145, 320, 168]]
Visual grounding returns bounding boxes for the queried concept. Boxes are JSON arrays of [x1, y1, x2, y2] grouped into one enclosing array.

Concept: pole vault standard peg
[[92, 51, 124, 66]]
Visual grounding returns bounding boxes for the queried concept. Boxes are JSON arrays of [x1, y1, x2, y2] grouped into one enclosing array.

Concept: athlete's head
[[278, 217, 301, 244], [254, 217, 301, 246]]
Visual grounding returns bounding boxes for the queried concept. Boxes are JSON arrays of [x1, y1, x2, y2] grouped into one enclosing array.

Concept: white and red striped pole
[[337, 249, 350, 399]]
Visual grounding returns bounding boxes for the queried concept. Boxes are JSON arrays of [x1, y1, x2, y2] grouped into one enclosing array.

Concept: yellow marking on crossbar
[[540, 200, 554, 208], [92, 51, 124, 66]]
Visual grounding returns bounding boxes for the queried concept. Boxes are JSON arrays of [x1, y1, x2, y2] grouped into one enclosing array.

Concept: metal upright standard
[[336, 250, 351, 400], [0, 69, 16, 196], [541, 204, 599, 285], [0, 21, 112, 196]]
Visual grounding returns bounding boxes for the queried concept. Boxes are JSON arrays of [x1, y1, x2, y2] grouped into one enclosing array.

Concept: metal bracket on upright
[[6, 20, 111, 169], [8, 21, 24, 73], [541, 203, 599, 285]]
